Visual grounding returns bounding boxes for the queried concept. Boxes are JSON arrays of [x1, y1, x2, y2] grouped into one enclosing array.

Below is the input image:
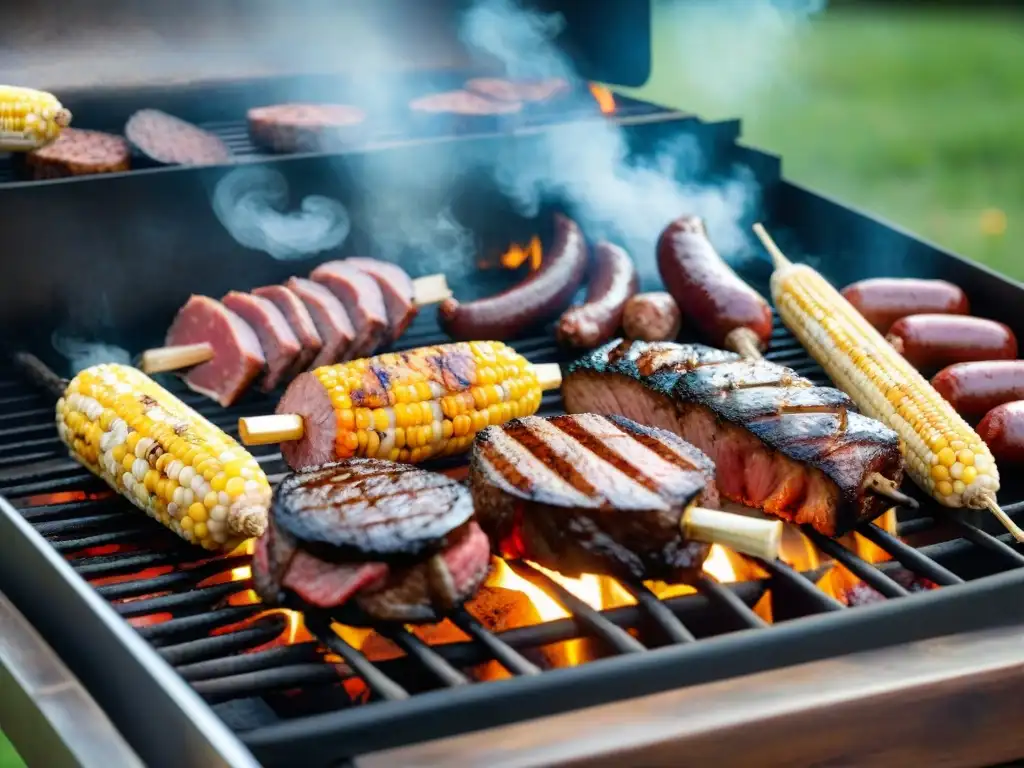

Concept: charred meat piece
[[124, 109, 231, 167], [409, 90, 523, 116], [471, 413, 719, 582], [285, 277, 355, 367], [346, 257, 418, 344], [310, 261, 389, 359], [562, 340, 905, 537], [221, 291, 301, 391], [252, 459, 490, 624], [464, 77, 570, 103], [23, 128, 130, 179], [165, 295, 265, 407], [247, 103, 367, 154], [252, 284, 323, 375]]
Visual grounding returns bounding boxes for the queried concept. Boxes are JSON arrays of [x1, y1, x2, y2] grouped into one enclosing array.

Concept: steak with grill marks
[[470, 413, 719, 582], [253, 459, 490, 624], [562, 340, 904, 537]]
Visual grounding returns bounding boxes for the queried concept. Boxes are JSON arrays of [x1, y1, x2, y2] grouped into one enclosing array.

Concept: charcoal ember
[[247, 103, 367, 154], [464, 77, 570, 103], [844, 570, 938, 607], [22, 128, 130, 179], [124, 109, 231, 167]]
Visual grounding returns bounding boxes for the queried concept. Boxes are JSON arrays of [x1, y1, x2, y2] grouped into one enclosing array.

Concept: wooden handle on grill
[[682, 506, 783, 561], [412, 274, 453, 305], [139, 342, 214, 374]]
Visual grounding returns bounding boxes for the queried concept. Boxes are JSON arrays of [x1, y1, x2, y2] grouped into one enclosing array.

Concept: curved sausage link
[[840, 277, 969, 333], [656, 215, 772, 357], [978, 401, 1024, 464], [622, 292, 682, 342], [931, 360, 1024, 419], [556, 241, 638, 348], [439, 213, 589, 341], [886, 314, 1017, 372]]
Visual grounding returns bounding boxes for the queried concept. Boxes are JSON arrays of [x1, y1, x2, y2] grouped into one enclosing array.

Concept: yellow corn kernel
[[0, 85, 72, 151]]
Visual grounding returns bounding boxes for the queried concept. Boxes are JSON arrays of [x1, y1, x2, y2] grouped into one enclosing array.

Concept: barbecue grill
[[3, 2, 1024, 767]]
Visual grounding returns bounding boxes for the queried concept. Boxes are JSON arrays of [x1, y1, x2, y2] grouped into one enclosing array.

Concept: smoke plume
[[51, 332, 131, 374]]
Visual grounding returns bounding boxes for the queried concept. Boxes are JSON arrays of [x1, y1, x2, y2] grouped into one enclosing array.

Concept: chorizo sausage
[[439, 213, 588, 340], [931, 361, 1024, 419], [622, 292, 682, 342], [556, 241, 638, 348], [978, 401, 1024, 464], [840, 277, 969, 333], [886, 314, 1017, 372], [656, 215, 772, 357]]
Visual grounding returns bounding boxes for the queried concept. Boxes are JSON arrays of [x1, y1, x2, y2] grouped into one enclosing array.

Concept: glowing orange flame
[[500, 236, 542, 271], [588, 83, 616, 114]]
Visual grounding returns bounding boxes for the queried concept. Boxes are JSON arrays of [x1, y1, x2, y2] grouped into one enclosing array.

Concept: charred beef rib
[[253, 459, 490, 624], [470, 413, 721, 582], [562, 340, 905, 537]]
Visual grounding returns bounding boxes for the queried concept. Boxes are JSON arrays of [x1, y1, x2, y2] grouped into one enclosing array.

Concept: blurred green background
[[1, 3, 1021, 767]]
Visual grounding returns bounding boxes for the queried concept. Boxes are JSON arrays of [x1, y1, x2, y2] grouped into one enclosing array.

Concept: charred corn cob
[[0, 85, 72, 151], [240, 341, 561, 468], [56, 363, 271, 551], [755, 224, 1022, 540]]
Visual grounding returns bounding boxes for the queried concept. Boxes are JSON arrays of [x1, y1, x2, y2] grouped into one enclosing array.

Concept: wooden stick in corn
[[753, 223, 1023, 541], [56, 363, 272, 551], [238, 341, 562, 464], [0, 85, 72, 151]]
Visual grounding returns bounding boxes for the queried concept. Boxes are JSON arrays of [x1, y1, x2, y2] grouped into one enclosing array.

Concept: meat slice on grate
[[124, 109, 231, 166], [24, 128, 130, 179], [247, 103, 367, 153], [252, 284, 322, 375], [310, 261, 389, 359], [285, 277, 355, 368], [164, 295, 265, 406], [464, 77, 571, 103], [562, 339, 905, 537], [221, 291, 301, 391], [346, 257, 418, 344], [470, 413, 719, 582], [252, 459, 490, 623]]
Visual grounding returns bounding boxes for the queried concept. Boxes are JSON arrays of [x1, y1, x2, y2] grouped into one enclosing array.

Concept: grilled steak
[[470, 413, 719, 581], [124, 109, 231, 167], [253, 459, 490, 624], [252, 284, 323, 375], [247, 103, 367, 154], [310, 261, 389, 359], [562, 340, 904, 537], [222, 291, 301, 391], [346, 257, 418, 344], [24, 128, 130, 179], [285, 277, 355, 367], [464, 77, 570, 103], [164, 295, 265, 406]]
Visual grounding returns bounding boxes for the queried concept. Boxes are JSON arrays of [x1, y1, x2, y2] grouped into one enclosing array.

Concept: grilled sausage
[[978, 401, 1024, 463], [622, 292, 682, 342], [656, 215, 772, 357], [840, 278, 969, 333], [439, 214, 589, 340], [886, 314, 1017, 372], [556, 241, 638, 348], [931, 361, 1024, 419]]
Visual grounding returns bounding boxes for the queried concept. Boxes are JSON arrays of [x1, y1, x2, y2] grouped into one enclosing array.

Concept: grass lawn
[[0, 735, 19, 768], [622, 5, 1024, 279]]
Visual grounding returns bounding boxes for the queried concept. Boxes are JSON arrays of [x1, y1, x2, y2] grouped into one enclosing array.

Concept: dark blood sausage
[[840, 277, 969, 333], [310, 261, 389, 359], [886, 314, 1017, 372], [221, 291, 301, 391], [24, 128, 130, 179], [285, 278, 355, 368], [464, 77, 570, 103], [253, 459, 490, 624], [439, 214, 589, 341], [622, 292, 682, 342], [978, 402, 1024, 464], [252, 285, 323, 375], [931, 361, 1024, 419], [556, 241, 638, 348], [346, 257, 418, 344], [124, 109, 230, 167], [247, 103, 367, 154], [656, 215, 773, 357], [165, 295, 265, 407]]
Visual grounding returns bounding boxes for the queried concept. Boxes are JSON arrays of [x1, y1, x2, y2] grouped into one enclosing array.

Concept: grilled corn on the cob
[[56, 363, 271, 551], [0, 85, 72, 151], [755, 224, 1022, 540]]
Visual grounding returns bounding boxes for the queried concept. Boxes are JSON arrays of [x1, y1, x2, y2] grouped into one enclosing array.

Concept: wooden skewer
[[682, 505, 782, 561], [238, 362, 564, 446], [724, 327, 764, 360], [139, 274, 453, 375], [982, 494, 1024, 543], [863, 472, 919, 510], [753, 222, 792, 270]]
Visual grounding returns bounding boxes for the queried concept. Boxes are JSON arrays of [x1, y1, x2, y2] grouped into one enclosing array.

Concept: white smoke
[[51, 332, 131, 374]]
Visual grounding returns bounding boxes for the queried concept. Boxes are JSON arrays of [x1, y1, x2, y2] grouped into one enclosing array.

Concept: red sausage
[[656, 215, 772, 357], [622, 292, 683, 342], [886, 314, 1017, 372], [556, 241, 638, 348], [978, 401, 1024, 463], [439, 214, 588, 340], [931, 361, 1024, 419], [840, 277, 969, 333]]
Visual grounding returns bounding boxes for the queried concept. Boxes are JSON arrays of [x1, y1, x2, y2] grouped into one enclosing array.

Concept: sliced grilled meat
[[253, 459, 490, 624], [310, 261, 389, 359], [221, 291, 301, 391], [286, 277, 355, 367], [470, 413, 719, 582], [346, 257, 418, 344], [252, 284, 323, 374], [562, 340, 904, 537]]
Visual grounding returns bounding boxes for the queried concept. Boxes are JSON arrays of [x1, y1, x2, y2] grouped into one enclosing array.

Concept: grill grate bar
[[306, 614, 410, 702], [948, 517, 1024, 567], [694, 574, 771, 627], [76, 552, 248, 578], [860, 523, 964, 586], [94, 559, 241, 600], [159, 616, 288, 666], [192, 664, 344, 705], [19, 498, 111, 520], [619, 579, 696, 644], [112, 579, 250, 618], [135, 606, 262, 641], [450, 609, 542, 676], [752, 558, 844, 613], [51, 526, 156, 553], [177, 643, 323, 683], [33, 512, 137, 536], [802, 529, 910, 598], [381, 628, 471, 687]]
